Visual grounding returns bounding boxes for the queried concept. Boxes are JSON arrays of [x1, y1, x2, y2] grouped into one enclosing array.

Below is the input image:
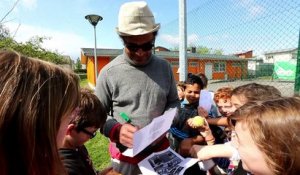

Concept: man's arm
[[165, 63, 180, 110], [95, 69, 119, 139]]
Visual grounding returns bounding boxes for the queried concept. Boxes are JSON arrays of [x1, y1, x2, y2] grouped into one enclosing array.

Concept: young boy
[[198, 86, 235, 127], [169, 74, 205, 152], [59, 88, 117, 175], [177, 81, 185, 101]]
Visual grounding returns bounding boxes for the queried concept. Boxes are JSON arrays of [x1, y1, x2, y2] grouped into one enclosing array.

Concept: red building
[[81, 48, 249, 87]]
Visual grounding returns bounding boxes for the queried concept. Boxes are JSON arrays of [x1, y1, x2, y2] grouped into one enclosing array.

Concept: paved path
[[207, 79, 295, 97]]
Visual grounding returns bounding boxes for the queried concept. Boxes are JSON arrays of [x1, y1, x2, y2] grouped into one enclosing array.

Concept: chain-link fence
[[159, 0, 300, 96]]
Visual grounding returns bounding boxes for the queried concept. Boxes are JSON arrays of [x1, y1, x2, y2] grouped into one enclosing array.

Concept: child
[[189, 83, 282, 174], [177, 81, 185, 101], [229, 97, 300, 174], [196, 73, 208, 89], [59, 88, 119, 175], [213, 87, 235, 118], [169, 73, 205, 152], [0, 50, 80, 175], [200, 86, 235, 127]]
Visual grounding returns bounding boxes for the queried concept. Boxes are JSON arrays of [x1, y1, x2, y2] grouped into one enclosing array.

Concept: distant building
[[263, 48, 298, 80], [81, 47, 252, 88], [234, 50, 253, 59], [59, 55, 73, 70], [264, 48, 298, 63], [234, 50, 262, 76]]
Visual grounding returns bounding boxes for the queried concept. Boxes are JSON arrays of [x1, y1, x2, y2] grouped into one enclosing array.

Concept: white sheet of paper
[[199, 90, 214, 112], [122, 108, 177, 157], [138, 147, 199, 175]]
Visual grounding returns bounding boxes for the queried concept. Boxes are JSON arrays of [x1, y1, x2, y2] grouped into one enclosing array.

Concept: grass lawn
[[85, 134, 111, 170], [80, 78, 89, 88], [80, 78, 111, 171]]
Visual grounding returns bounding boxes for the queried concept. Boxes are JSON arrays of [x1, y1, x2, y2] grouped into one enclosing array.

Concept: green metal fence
[[159, 0, 300, 96]]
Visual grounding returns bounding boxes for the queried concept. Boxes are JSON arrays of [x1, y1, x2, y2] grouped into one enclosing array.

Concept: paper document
[[122, 108, 177, 157], [138, 147, 214, 175], [199, 90, 214, 112]]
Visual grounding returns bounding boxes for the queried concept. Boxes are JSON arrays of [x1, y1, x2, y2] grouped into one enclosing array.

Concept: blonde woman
[[0, 50, 80, 175]]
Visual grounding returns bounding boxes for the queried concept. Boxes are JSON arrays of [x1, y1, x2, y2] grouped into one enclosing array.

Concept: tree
[[0, 35, 69, 64], [212, 49, 223, 55], [0, 0, 69, 64], [0, 24, 10, 39], [75, 58, 82, 69], [196, 46, 211, 54], [171, 45, 224, 55]]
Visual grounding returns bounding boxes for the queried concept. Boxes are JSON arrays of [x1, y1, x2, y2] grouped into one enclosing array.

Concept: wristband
[[206, 138, 215, 145]]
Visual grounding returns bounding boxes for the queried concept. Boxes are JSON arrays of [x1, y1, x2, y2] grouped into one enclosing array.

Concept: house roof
[[81, 48, 252, 61], [264, 48, 298, 55]]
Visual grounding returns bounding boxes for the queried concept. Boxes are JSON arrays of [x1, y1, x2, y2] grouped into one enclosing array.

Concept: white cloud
[[160, 34, 179, 46], [248, 5, 264, 17], [160, 33, 202, 46], [233, 0, 265, 18], [6, 22, 91, 60], [202, 34, 230, 42], [187, 34, 200, 45]]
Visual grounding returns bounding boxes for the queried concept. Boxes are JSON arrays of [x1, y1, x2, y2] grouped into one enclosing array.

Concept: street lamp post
[[85, 14, 103, 82]]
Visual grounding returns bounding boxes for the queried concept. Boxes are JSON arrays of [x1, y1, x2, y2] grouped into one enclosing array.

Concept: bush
[[74, 69, 87, 74], [78, 73, 87, 80]]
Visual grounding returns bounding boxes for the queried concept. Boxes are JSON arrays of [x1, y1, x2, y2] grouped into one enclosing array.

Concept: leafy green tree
[[196, 46, 211, 54], [172, 45, 224, 55], [0, 0, 69, 64], [75, 57, 82, 69], [212, 49, 223, 55], [0, 34, 69, 64]]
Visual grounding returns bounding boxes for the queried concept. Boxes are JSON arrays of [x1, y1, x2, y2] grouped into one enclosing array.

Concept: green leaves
[[0, 25, 69, 64]]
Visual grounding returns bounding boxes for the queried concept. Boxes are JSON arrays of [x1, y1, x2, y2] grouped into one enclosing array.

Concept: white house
[[264, 48, 298, 63], [264, 48, 298, 80]]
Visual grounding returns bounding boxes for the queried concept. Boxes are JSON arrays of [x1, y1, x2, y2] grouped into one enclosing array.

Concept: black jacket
[[59, 146, 97, 175]]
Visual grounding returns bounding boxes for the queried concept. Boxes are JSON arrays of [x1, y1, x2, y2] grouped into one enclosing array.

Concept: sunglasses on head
[[80, 128, 97, 139], [124, 41, 154, 52]]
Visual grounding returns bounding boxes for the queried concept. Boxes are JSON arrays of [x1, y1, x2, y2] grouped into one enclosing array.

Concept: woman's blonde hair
[[230, 97, 300, 175], [0, 50, 80, 175]]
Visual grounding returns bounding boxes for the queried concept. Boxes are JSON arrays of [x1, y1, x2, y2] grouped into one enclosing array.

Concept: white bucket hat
[[116, 1, 160, 36]]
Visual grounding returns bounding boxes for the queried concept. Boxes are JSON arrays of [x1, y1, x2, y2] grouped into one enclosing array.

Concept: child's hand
[[197, 106, 209, 118], [187, 117, 215, 145], [187, 116, 208, 131], [99, 167, 122, 175]]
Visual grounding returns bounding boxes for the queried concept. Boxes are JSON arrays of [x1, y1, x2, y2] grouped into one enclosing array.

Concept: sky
[[0, 0, 299, 60]]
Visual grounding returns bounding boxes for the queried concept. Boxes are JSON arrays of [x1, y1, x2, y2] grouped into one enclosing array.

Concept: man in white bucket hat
[[95, 1, 180, 174]]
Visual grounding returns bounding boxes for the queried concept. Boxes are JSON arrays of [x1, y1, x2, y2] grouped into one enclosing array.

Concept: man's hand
[[119, 123, 138, 148]]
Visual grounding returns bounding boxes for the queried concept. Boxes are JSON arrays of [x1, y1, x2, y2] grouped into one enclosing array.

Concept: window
[[189, 62, 198, 67], [232, 62, 242, 67], [170, 62, 179, 66], [214, 62, 225, 72]]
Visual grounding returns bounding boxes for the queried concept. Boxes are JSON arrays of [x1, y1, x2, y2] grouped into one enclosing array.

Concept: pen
[[120, 112, 132, 123]]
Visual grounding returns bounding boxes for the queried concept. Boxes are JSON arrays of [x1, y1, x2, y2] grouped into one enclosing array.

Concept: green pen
[[120, 112, 132, 123]]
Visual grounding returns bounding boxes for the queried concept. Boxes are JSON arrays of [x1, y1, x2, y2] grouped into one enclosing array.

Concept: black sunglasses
[[124, 40, 154, 52], [80, 128, 97, 139]]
